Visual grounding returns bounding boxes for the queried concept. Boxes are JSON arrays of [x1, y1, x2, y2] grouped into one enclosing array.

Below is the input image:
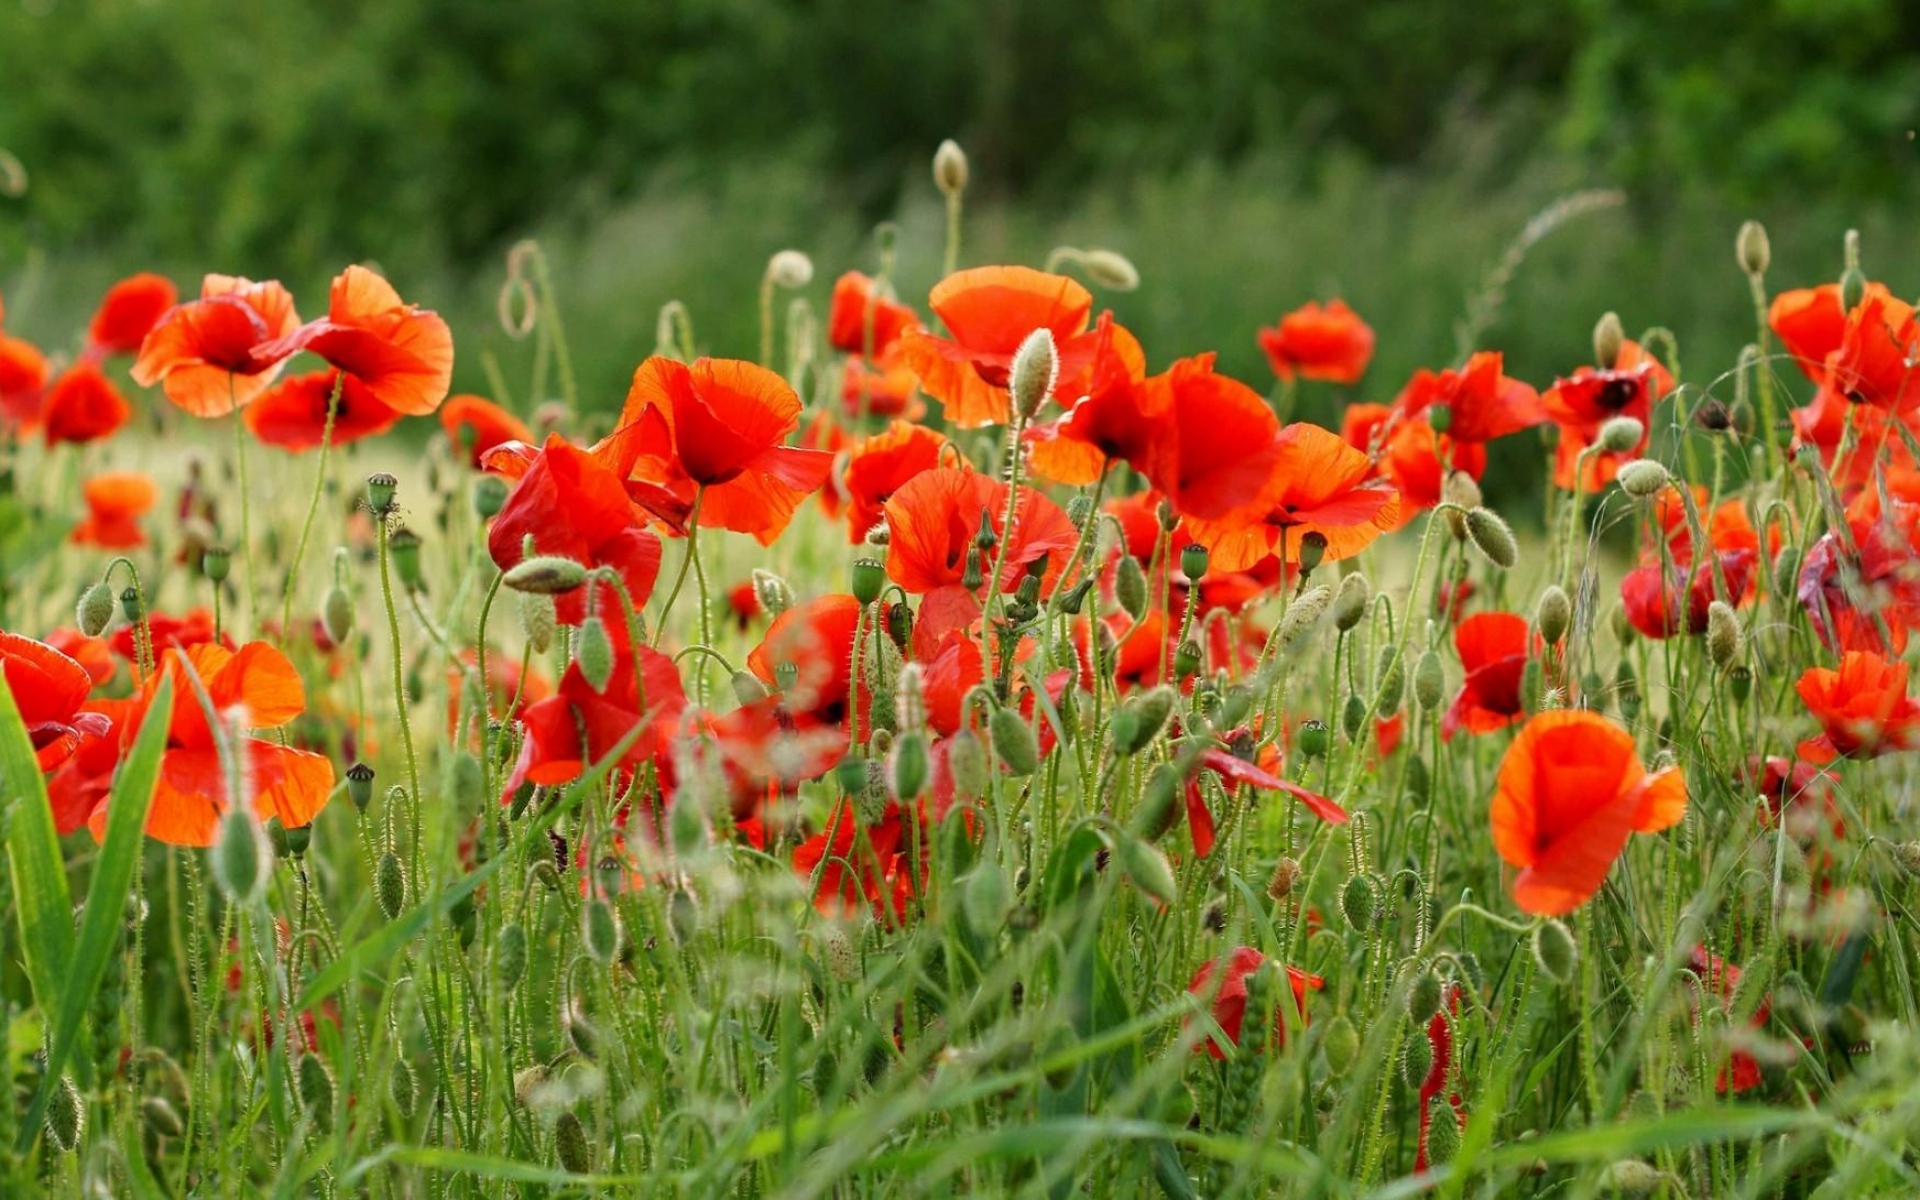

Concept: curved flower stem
[[279, 371, 343, 644], [104, 556, 154, 680], [527, 244, 578, 415], [650, 488, 705, 650], [375, 515, 423, 860], [231, 376, 258, 636]]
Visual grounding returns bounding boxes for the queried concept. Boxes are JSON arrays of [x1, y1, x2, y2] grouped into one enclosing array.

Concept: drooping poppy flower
[[1543, 340, 1674, 491], [1183, 947, 1323, 1060], [244, 370, 404, 451], [827, 271, 921, 356], [839, 420, 947, 543], [897, 266, 1102, 427], [132, 274, 301, 416], [441, 394, 534, 467], [1795, 650, 1920, 763], [1257, 300, 1375, 385], [512, 638, 686, 788], [881, 466, 1078, 599], [1024, 314, 1160, 486], [0, 631, 111, 771], [1392, 351, 1544, 444], [73, 472, 158, 548], [1145, 353, 1283, 521], [85, 273, 178, 361], [1789, 384, 1905, 494], [1797, 493, 1920, 655], [618, 356, 834, 545], [1489, 710, 1687, 916], [261, 265, 453, 417], [0, 332, 49, 425], [40, 362, 131, 446], [1181, 729, 1348, 859], [1183, 423, 1400, 572], [1770, 282, 1920, 410], [1442, 612, 1531, 739]]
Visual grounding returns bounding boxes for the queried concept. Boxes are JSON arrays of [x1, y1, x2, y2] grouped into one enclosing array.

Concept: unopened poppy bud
[[730, 670, 769, 707], [76, 580, 116, 637], [366, 472, 398, 516], [1321, 1015, 1359, 1073], [1297, 719, 1330, 759], [851, 556, 886, 606], [1736, 219, 1770, 276], [1375, 647, 1406, 711], [1465, 507, 1518, 570], [1599, 1161, 1667, 1196], [1081, 248, 1140, 292], [895, 663, 926, 731], [583, 898, 620, 963], [1133, 762, 1182, 841], [1840, 266, 1866, 314], [1401, 1025, 1434, 1089], [1616, 459, 1670, 498], [213, 806, 270, 905], [141, 1094, 184, 1139], [1117, 835, 1178, 908], [933, 139, 969, 195], [962, 548, 985, 591], [1180, 543, 1209, 583], [889, 730, 930, 800], [375, 848, 408, 919], [1113, 686, 1175, 755], [962, 860, 1010, 935], [266, 816, 291, 859], [1297, 531, 1329, 575], [45, 1075, 82, 1153], [518, 591, 555, 654], [1593, 415, 1643, 455], [119, 586, 143, 623], [297, 1053, 335, 1130], [949, 728, 991, 798], [1115, 554, 1148, 619], [1521, 657, 1546, 714], [1414, 649, 1444, 710], [504, 555, 588, 595], [1339, 872, 1382, 929], [1706, 600, 1741, 670], [1728, 664, 1752, 703], [1173, 639, 1201, 678], [1425, 1105, 1462, 1165], [493, 920, 529, 990], [1276, 585, 1331, 647], [1333, 572, 1369, 632], [201, 545, 232, 583], [988, 707, 1038, 775], [1427, 403, 1451, 435], [1056, 578, 1094, 615], [555, 1111, 592, 1174], [1405, 754, 1430, 803], [1009, 327, 1059, 420], [751, 569, 794, 617], [1532, 918, 1577, 985], [1440, 472, 1480, 539], [321, 585, 353, 646], [1341, 692, 1367, 739], [1892, 842, 1920, 877], [1266, 856, 1302, 900], [765, 249, 813, 289], [1535, 585, 1571, 645], [1593, 311, 1625, 369], [575, 616, 614, 693], [1067, 494, 1095, 529], [833, 756, 869, 797], [1407, 968, 1444, 1023]]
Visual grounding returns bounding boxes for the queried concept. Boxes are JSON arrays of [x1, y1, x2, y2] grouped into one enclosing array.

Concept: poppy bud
[[1892, 842, 1920, 877], [989, 707, 1039, 775], [471, 473, 509, 519], [504, 555, 588, 595], [266, 816, 291, 859], [1841, 230, 1865, 309], [1321, 1015, 1359, 1073], [1535, 584, 1572, 644], [1695, 398, 1731, 432], [1067, 494, 1095, 529], [555, 1111, 592, 1174], [1339, 872, 1382, 929], [889, 730, 930, 801], [752, 569, 794, 617], [297, 1053, 335, 1131], [1297, 531, 1329, 575], [1375, 647, 1405, 712], [389, 527, 424, 590], [1400, 1025, 1433, 1089], [141, 1094, 184, 1140], [1266, 856, 1302, 900], [1425, 1105, 1462, 1165], [1341, 692, 1367, 739], [1115, 554, 1149, 619], [375, 848, 408, 920], [1081, 248, 1141, 292], [1113, 686, 1175, 756], [518, 591, 556, 653], [1592, 311, 1624, 370], [321, 585, 353, 646], [366, 472, 398, 516], [1771, 546, 1799, 600], [496, 921, 528, 989], [76, 580, 116, 637], [1276, 584, 1332, 648], [1333, 572, 1369, 632], [1427, 403, 1451, 435], [1440, 472, 1480, 540], [1056, 578, 1094, 615], [1297, 718, 1330, 759], [202, 545, 232, 583], [119, 586, 143, 624], [1134, 762, 1182, 842], [1464, 508, 1517, 570], [1173, 639, 1202, 679], [1599, 1162, 1666, 1196], [1180, 543, 1209, 583], [346, 762, 375, 812], [730, 670, 770, 706], [1706, 600, 1741, 670], [1736, 219, 1770, 277], [575, 616, 614, 693], [1407, 967, 1444, 1023], [1009, 327, 1059, 420], [1116, 835, 1178, 908], [949, 728, 991, 798], [962, 548, 985, 592], [212, 806, 270, 906], [1615, 459, 1670, 498], [962, 860, 1010, 936], [1728, 664, 1752, 703], [1413, 649, 1444, 711], [851, 556, 886, 606], [583, 899, 620, 964], [45, 1075, 82, 1153], [1532, 918, 1577, 986], [933, 138, 969, 196], [765, 249, 813, 290]]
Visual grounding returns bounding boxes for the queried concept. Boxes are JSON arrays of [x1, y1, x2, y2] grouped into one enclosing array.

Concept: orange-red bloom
[[0, 332, 50, 425], [1797, 493, 1920, 655], [1183, 423, 1400, 571], [1145, 353, 1282, 521], [1442, 612, 1531, 739], [1489, 710, 1686, 916], [898, 266, 1101, 427], [1543, 339, 1674, 490], [86, 273, 178, 361], [746, 594, 870, 728], [881, 466, 1077, 598], [73, 472, 158, 548], [1184, 947, 1323, 1060], [1341, 402, 1487, 530], [1257, 299, 1374, 385], [0, 631, 110, 771], [264, 265, 453, 417], [1024, 315, 1159, 486], [1795, 651, 1920, 763], [441, 394, 533, 466], [41, 362, 131, 446], [827, 271, 921, 356], [132, 274, 301, 416], [512, 639, 686, 787], [1620, 488, 1761, 639], [839, 420, 947, 543], [1771, 282, 1920, 411], [245, 370, 403, 451], [1392, 351, 1544, 444]]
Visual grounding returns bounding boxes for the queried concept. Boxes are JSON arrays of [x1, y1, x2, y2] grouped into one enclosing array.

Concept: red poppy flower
[[111, 609, 231, 666], [827, 271, 921, 356], [1257, 299, 1375, 385], [1442, 612, 1531, 739], [45, 628, 114, 686], [701, 697, 851, 822], [1619, 489, 1761, 639], [746, 594, 869, 728], [794, 801, 920, 920], [725, 581, 761, 631], [1182, 733, 1347, 859], [839, 348, 923, 420], [41, 362, 131, 446], [441, 394, 534, 467], [1789, 385, 1903, 493], [1490, 710, 1687, 916], [73, 472, 158, 548], [840, 420, 947, 543], [1144, 353, 1283, 521], [1392, 351, 1544, 444], [0, 631, 111, 771], [487, 433, 664, 626], [1797, 493, 1920, 655], [245, 370, 404, 451], [881, 466, 1078, 599], [132, 274, 301, 416], [1183, 423, 1399, 571], [1543, 339, 1674, 490], [1184, 947, 1323, 1059], [0, 332, 50, 425], [897, 266, 1102, 428], [86, 273, 178, 361], [1795, 650, 1920, 763], [618, 356, 835, 545], [1414, 989, 1465, 1171], [512, 639, 686, 787], [1341, 403, 1487, 530], [1024, 315, 1160, 486], [1689, 946, 1773, 1094], [263, 265, 453, 417], [1770, 282, 1920, 410]]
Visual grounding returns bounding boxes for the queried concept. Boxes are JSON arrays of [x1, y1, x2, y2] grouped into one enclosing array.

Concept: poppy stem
[[231, 379, 257, 637], [651, 489, 705, 654], [375, 513, 423, 859], [279, 372, 343, 646]]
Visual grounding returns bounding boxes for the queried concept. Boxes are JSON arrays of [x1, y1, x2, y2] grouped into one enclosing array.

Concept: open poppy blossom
[[1184, 946, 1323, 1059], [1258, 299, 1375, 385], [1489, 710, 1686, 916], [1797, 493, 1920, 655], [1770, 281, 1920, 410], [0, 631, 111, 771], [0, 331, 50, 426], [897, 266, 1101, 427], [880, 465, 1078, 599], [1024, 314, 1160, 487], [1795, 650, 1920, 763], [839, 347, 923, 419], [1442, 611, 1532, 739], [1619, 488, 1761, 639], [245, 370, 404, 451], [73, 471, 159, 548], [793, 801, 924, 920], [1543, 339, 1674, 490], [827, 271, 921, 356], [618, 356, 835, 544], [511, 639, 687, 788], [1143, 353, 1282, 522], [45, 628, 114, 686], [86, 272, 178, 361], [132, 274, 301, 416], [41, 362, 132, 446], [1183, 422, 1400, 571], [1392, 351, 1544, 444], [441, 394, 533, 466], [1789, 385, 1905, 494], [839, 420, 946, 543], [262, 265, 453, 417], [111, 608, 231, 667], [1342, 402, 1488, 530], [747, 594, 870, 728]]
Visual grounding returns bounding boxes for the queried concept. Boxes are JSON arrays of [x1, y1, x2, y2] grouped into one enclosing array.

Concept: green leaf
[[16, 676, 171, 1153], [0, 667, 74, 1019]]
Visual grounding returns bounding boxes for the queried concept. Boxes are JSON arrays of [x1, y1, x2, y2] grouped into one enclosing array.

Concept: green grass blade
[[15, 675, 171, 1153], [0, 670, 74, 1020]]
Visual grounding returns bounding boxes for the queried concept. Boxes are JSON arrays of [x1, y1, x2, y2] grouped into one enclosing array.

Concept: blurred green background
[[3, 0, 1918, 444]]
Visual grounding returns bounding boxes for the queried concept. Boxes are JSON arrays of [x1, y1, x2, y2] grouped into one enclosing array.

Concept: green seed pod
[[1172, 639, 1201, 678], [1428, 403, 1452, 434], [1592, 311, 1624, 370], [1407, 968, 1444, 1024], [1332, 571, 1369, 632], [1425, 1103, 1462, 1165], [375, 849, 408, 920], [473, 474, 508, 519], [1339, 873, 1381, 930], [1464, 507, 1518, 569], [1009, 327, 1059, 420], [119, 585, 143, 624], [1615, 459, 1670, 498], [1706, 600, 1741, 670], [1535, 585, 1572, 645], [76, 581, 117, 637], [1297, 531, 1329, 575], [1413, 649, 1444, 711], [1375, 647, 1405, 712], [1297, 719, 1330, 759], [346, 762, 375, 813], [1321, 1015, 1359, 1074], [1737, 219, 1770, 277], [1056, 578, 1094, 615], [1532, 918, 1578, 986], [974, 509, 998, 552], [851, 556, 886, 606], [366, 472, 399, 516], [297, 1053, 335, 1131], [574, 615, 614, 693], [45, 1075, 83, 1152], [266, 816, 291, 860], [988, 707, 1038, 775], [1180, 543, 1209, 583], [503, 555, 588, 596], [555, 1111, 591, 1174], [1115, 554, 1148, 620], [583, 899, 620, 964], [496, 921, 528, 989], [889, 730, 930, 801], [201, 545, 232, 584], [213, 806, 270, 905], [1113, 686, 1175, 756], [884, 600, 913, 649], [518, 590, 556, 654], [1116, 835, 1178, 908], [1401, 1025, 1434, 1089], [948, 728, 991, 798], [1135, 762, 1183, 842], [961, 548, 985, 591], [1728, 664, 1752, 703], [389, 526, 424, 590]]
